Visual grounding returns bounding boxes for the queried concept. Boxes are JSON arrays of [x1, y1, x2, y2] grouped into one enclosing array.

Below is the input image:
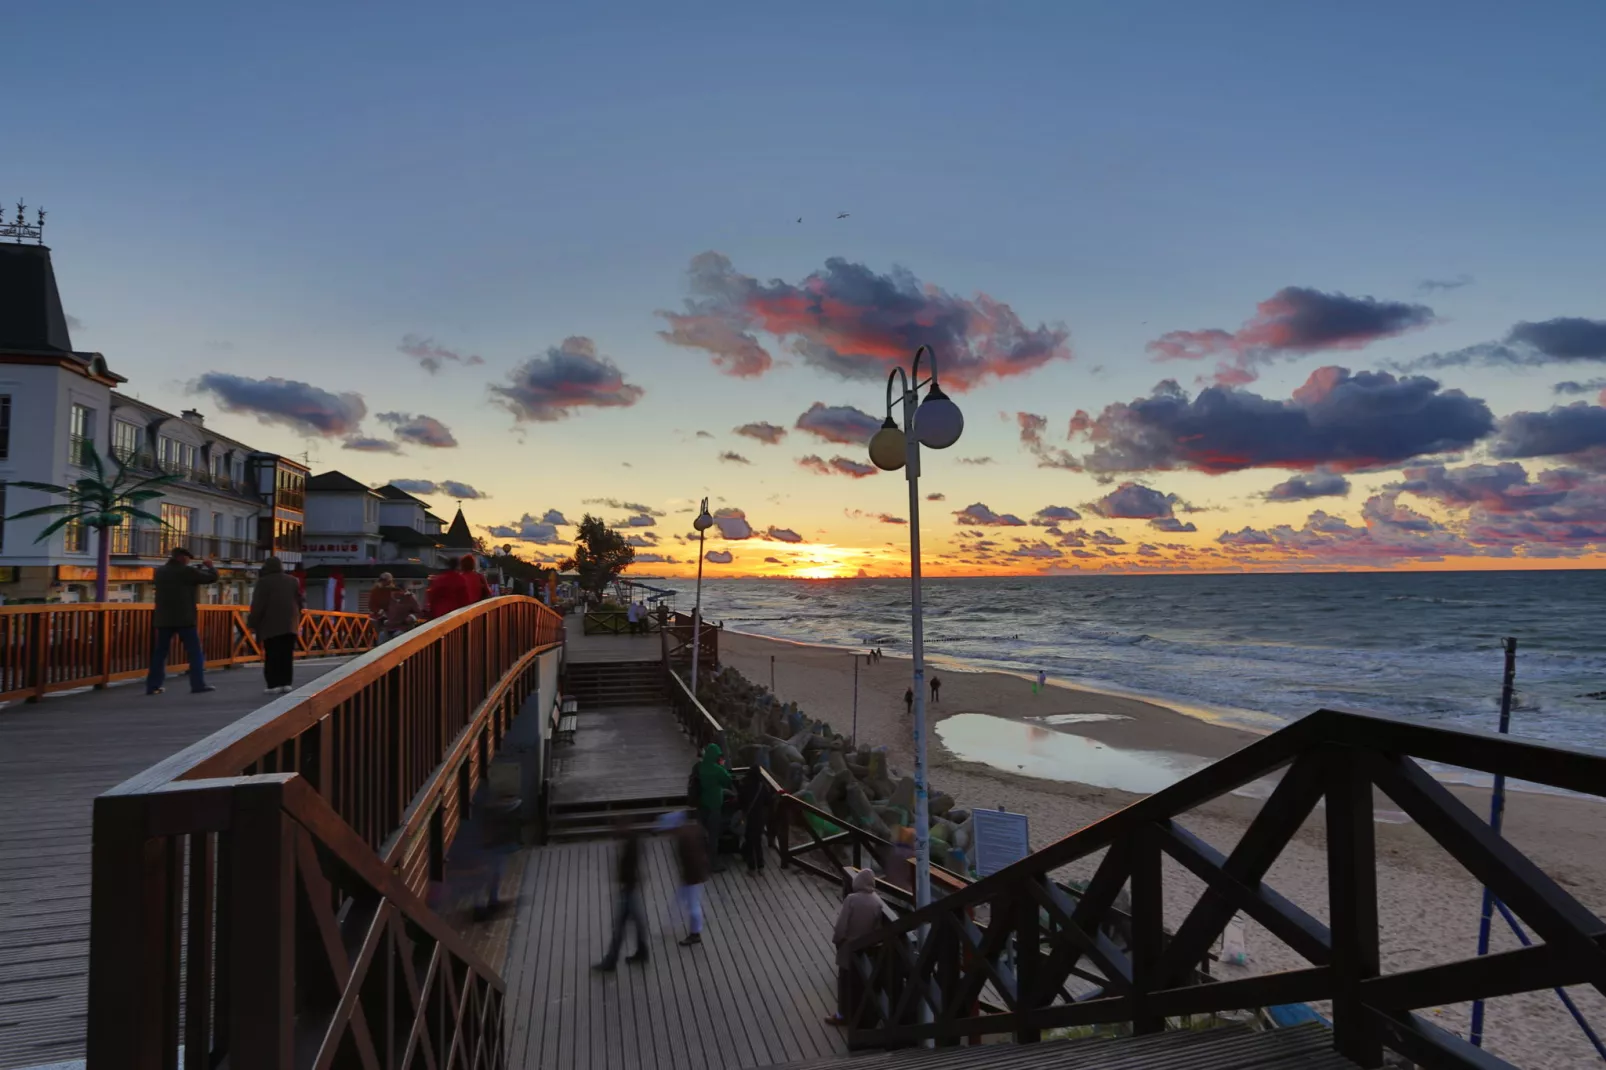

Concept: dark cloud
[[377, 411, 457, 448], [1507, 318, 1606, 362], [634, 553, 679, 564], [704, 549, 734, 564], [1070, 367, 1494, 475], [712, 508, 753, 540], [491, 337, 645, 422], [1490, 403, 1606, 467], [583, 498, 664, 517], [1417, 275, 1474, 293], [1149, 287, 1435, 384], [877, 513, 907, 525], [954, 503, 1027, 526], [798, 454, 878, 478], [696, 430, 714, 439], [1391, 463, 1572, 513], [387, 479, 488, 500], [626, 534, 654, 547], [764, 556, 783, 564], [735, 421, 787, 445], [343, 436, 401, 453], [440, 481, 487, 499], [486, 513, 562, 543], [1016, 413, 1080, 470], [541, 509, 570, 526], [621, 514, 656, 528], [657, 251, 1071, 389], [795, 402, 882, 445], [1032, 505, 1082, 525], [1087, 483, 1180, 520], [190, 373, 366, 436], [1554, 378, 1606, 397], [399, 334, 484, 374], [1008, 542, 1062, 560], [719, 451, 752, 465], [1264, 470, 1352, 502], [65, 313, 85, 330], [926, 492, 946, 502], [1149, 517, 1198, 533], [957, 457, 995, 466], [767, 526, 803, 543], [388, 479, 438, 495]]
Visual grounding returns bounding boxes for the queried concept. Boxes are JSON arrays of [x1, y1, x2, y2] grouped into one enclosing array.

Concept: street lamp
[[690, 498, 714, 695], [869, 345, 963, 922]]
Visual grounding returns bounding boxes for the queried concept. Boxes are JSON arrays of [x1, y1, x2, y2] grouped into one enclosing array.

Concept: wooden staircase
[[562, 658, 666, 708]]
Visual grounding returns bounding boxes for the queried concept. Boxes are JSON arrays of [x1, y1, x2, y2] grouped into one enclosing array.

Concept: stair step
[[549, 800, 682, 819]]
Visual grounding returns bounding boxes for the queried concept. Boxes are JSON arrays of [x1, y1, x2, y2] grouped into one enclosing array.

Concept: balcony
[[110, 528, 263, 562]]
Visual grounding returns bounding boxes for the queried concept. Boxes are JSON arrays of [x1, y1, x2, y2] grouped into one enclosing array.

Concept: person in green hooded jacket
[[695, 742, 734, 871]]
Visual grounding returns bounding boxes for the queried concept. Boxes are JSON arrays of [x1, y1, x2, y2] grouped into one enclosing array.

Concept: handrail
[[837, 707, 1606, 1069], [85, 595, 563, 1070], [0, 603, 375, 704]]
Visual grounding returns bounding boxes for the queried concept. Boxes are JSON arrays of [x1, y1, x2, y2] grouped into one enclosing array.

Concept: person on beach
[[693, 742, 734, 870], [595, 821, 648, 970], [737, 763, 775, 874], [825, 867, 885, 1026], [657, 809, 710, 946], [904, 687, 914, 716], [1035, 669, 1047, 694], [930, 676, 941, 703], [247, 556, 304, 695], [146, 547, 220, 695]]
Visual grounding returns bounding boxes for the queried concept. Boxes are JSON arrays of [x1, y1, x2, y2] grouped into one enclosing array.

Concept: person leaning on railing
[[145, 547, 220, 696]]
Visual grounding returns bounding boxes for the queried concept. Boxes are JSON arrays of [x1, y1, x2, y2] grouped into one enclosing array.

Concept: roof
[[375, 484, 428, 505], [443, 508, 475, 548], [379, 525, 443, 547], [0, 243, 73, 355], [307, 471, 376, 494]]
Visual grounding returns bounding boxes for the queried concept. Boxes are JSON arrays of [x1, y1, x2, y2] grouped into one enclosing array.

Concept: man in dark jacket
[[694, 743, 734, 871], [595, 823, 648, 970], [146, 547, 219, 695], [737, 764, 774, 874]]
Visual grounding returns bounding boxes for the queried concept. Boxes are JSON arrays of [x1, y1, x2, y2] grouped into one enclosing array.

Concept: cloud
[[734, 421, 787, 445], [1554, 378, 1606, 397], [1016, 412, 1080, 470], [1490, 403, 1606, 468], [1087, 483, 1181, 520], [1264, 470, 1352, 501], [621, 514, 656, 528], [1032, 505, 1082, 525], [704, 550, 734, 564], [399, 334, 484, 373], [796, 402, 882, 445], [439, 481, 488, 500], [65, 313, 85, 330], [388, 478, 487, 500], [712, 508, 753, 540], [1391, 463, 1573, 513], [633, 553, 679, 564], [626, 534, 654, 547], [377, 411, 457, 448], [954, 503, 1027, 526], [583, 498, 664, 517], [1149, 516, 1198, 533], [1417, 275, 1474, 293], [764, 556, 782, 564], [190, 373, 366, 436], [388, 479, 438, 495], [926, 492, 946, 501], [767, 526, 803, 543], [1507, 318, 1606, 362], [719, 451, 752, 465], [877, 513, 907, 525], [798, 454, 878, 478], [541, 509, 570, 526], [1008, 542, 1063, 560], [657, 250, 1071, 388], [1148, 287, 1435, 384], [491, 336, 645, 422], [696, 430, 714, 439], [343, 436, 402, 453], [957, 457, 995, 466], [485, 514, 563, 543], [1070, 367, 1494, 475]]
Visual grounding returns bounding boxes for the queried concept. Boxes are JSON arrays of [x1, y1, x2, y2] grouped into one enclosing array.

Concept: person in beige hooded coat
[[826, 867, 885, 1026]]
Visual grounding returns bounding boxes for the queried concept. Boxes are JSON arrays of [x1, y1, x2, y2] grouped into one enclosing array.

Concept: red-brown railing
[[86, 595, 563, 1070], [0, 603, 376, 704]]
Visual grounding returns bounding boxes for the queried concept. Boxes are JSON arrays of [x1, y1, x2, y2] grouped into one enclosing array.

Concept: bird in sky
[[796, 217, 803, 223], [837, 212, 850, 219]]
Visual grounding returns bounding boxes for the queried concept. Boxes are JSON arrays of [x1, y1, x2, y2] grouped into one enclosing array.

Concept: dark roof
[[379, 525, 442, 547], [307, 471, 374, 494], [375, 484, 428, 505], [443, 508, 475, 548], [302, 563, 442, 580], [0, 244, 73, 355]]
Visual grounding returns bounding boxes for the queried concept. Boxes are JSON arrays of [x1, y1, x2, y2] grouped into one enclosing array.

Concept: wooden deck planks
[[502, 836, 851, 1070], [548, 707, 694, 809], [0, 659, 348, 1070]]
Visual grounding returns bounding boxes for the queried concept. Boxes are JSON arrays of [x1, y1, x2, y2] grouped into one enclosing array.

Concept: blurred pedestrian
[[595, 822, 648, 970], [903, 687, 913, 717], [737, 764, 775, 874], [658, 809, 710, 946], [930, 675, 942, 703], [693, 742, 734, 871], [825, 868, 885, 1026], [382, 584, 421, 640], [248, 556, 304, 694]]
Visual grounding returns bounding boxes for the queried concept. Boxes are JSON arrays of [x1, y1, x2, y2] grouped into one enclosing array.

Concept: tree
[[4, 442, 181, 602], [560, 514, 634, 600]]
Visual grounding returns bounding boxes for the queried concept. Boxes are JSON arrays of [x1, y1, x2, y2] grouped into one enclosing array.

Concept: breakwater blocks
[[698, 666, 974, 876]]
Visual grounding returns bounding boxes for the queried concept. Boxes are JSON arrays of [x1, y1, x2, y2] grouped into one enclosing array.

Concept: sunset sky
[[15, 3, 1606, 578]]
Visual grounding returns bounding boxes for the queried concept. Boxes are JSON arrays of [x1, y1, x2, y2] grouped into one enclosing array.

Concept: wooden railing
[[86, 595, 563, 1070], [0, 603, 377, 704], [663, 611, 719, 668], [837, 708, 1606, 1070]]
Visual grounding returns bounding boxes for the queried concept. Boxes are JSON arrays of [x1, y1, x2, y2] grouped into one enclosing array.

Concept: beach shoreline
[[718, 628, 1606, 1069]]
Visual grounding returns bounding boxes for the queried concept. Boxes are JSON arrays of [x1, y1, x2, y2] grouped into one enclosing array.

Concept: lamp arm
[[911, 345, 938, 390], [884, 367, 910, 421]]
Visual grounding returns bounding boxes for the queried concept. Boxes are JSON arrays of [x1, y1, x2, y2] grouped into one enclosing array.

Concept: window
[[0, 482, 6, 551], [160, 502, 192, 553], [109, 514, 131, 554], [64, 516, 87, 553], [112, 420, 143, 463], [0, 395, 10, 460], [69, 404, 94, 466]]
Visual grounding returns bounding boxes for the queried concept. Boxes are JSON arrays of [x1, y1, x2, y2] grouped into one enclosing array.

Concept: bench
[[556, 695, 579, 744]]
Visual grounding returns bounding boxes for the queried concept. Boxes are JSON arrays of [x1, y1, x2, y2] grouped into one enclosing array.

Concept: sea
[[679, 571, 1606, 754]]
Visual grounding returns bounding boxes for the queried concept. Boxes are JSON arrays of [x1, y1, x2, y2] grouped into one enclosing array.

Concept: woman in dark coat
[[248, 556, 304, 694], [737, 764, 774, 873]]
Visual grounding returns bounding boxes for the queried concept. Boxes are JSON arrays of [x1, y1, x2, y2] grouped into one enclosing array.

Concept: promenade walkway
[[0, 659, 349, 1070]]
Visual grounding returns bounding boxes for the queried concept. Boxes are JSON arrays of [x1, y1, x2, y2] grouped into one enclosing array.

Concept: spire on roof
[[443, 507, 476, 548], [0, 204, 73, 354]]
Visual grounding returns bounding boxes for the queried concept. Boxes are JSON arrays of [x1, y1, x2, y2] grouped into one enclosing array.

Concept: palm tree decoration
[[4, 442, 181, 602]]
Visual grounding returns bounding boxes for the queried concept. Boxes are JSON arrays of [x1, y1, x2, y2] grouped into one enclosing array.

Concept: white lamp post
[[868, 345, 963, 923], [690, 498, 714, 695]]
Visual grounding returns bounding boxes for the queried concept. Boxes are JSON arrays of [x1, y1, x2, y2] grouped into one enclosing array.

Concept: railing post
[[1129, 822, 1165, 1035], [1015, 878, 1042, 1043], [95, 605, 112, 689], [29, 610, 48, 701], [227, 781, 295, 1070], [1327, 753, 1383, 1067]]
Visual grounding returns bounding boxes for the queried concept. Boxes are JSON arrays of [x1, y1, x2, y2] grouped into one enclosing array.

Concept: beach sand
[[722, 630, 1606, 1070]]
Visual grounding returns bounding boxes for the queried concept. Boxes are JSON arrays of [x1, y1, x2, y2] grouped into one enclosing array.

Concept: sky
[[12, 2, 1606, 578]]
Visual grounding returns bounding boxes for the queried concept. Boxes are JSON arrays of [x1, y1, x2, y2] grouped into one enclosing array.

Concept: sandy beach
[[721, 630, 1606, 1070]]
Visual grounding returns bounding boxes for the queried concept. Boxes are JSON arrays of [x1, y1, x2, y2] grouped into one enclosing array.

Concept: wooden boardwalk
[[503, 837, 850, 1070], [0, 659, 349, 1070], [564, 627, 662, 664], [550, 706, 695, 809]]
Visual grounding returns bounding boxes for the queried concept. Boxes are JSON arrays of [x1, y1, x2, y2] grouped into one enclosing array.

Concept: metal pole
[[771, 654, 776, 695], [903, 385, 931, 919], [1470, 636, 1518, 1048], [852, 654, 859, 749], [690, 523, 706, 695]]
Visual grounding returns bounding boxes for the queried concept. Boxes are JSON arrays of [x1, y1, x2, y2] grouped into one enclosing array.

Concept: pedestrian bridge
[[4, 598, 1604, 1070]]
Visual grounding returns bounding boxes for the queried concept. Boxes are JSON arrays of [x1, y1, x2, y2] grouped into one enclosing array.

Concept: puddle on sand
[[1034, 713, 1132, 726], [937, 713, 1211, 795]]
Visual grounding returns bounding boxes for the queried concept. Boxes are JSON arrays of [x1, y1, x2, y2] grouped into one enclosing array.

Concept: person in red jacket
[[426, 555, 492, 618]]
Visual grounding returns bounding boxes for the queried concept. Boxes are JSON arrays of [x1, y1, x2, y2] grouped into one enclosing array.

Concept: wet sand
[[721, 629, 1606, 1070]]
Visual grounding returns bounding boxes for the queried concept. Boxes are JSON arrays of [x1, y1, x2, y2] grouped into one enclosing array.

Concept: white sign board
[[971, 807, 1030, 877]]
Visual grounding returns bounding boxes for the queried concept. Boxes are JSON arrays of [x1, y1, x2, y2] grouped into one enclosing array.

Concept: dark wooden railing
[[86, 595, 563, 1070], [837, 708, 1606, 1070], [664, 611, 719, 667], [0, 603, 376, 704]]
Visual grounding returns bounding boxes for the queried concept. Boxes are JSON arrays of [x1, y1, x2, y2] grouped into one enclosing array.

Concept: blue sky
[[13, 2, 1606, 574]]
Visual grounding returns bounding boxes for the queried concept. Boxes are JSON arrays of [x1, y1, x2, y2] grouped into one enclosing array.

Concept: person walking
[[737, 764, 775, 874], [1035, 669, 1047, 694], [369, 572, 397, 628], [825, 868, 886, 1026], [382, 584, 421, 640], [427, 555, 490, 618], [693, 743, 734, 870], [626, 599, 640, 635], [146, 547, 220, 695], [247, 556, 304, 694], [595, 822, 648, 970], [930, 675, 942, 703], [658, 809, 710, 946], [903, 687, 914, 717]]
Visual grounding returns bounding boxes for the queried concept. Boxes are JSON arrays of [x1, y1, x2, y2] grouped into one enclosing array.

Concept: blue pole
[[1470, 636, 1518, 1048]]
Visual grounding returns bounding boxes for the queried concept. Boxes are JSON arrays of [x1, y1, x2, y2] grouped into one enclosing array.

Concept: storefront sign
[[306, 542, 360, 553], [56, 565, 155, 582]]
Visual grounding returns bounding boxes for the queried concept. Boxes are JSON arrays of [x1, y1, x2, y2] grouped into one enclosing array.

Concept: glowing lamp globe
[[913, 385, 964, 449], [869, 419, 907, 471], [693, 509, 714, 532]]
